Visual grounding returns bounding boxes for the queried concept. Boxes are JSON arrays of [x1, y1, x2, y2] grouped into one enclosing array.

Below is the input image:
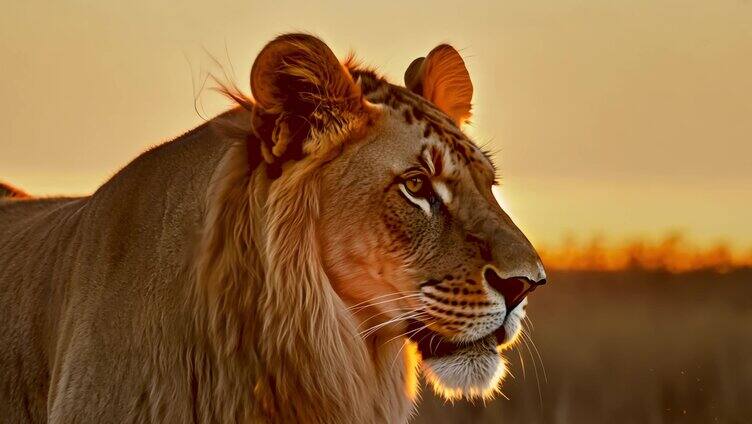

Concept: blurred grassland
[[415, 268, 752, 423], [538, 233, 752, 273]]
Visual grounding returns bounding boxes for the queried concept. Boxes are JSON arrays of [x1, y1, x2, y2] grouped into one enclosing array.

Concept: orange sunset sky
[[1, 0, 750, 250]]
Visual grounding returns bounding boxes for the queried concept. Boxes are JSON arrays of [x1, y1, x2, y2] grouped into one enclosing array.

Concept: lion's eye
[[405, 177, 424, 196], [399, 175, 439, 213]]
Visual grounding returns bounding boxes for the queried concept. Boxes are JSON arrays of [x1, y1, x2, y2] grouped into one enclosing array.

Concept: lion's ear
[[250, 33, 363, 162], [404, 45, 473, 126]]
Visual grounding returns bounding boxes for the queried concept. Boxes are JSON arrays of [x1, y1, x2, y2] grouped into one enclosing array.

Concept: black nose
[[483, 268, 547, 311]]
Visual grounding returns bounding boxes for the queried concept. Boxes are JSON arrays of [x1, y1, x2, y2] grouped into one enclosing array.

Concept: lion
[[0, 33, 546, 423]]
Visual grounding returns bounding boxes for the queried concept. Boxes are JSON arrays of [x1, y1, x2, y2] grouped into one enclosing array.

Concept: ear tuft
[[404, 45, 473, 125], [250, 33, 361, 117], [247, 33, 364, 168]]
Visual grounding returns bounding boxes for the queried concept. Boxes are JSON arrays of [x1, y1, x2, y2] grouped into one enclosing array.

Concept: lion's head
[[210, 34, 546, 414], [314, 47, 547, 400]]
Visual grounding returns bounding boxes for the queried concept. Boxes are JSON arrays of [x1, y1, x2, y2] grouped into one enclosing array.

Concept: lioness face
[[247, 33, 546, 402], [320, 75, 546, 399]]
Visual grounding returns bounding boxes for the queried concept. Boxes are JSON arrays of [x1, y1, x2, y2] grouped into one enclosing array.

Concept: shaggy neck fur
[[190, 134, 417, 423]]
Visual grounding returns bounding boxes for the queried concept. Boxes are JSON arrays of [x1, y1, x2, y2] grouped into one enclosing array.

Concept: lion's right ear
[[250, 34, 363, 163]]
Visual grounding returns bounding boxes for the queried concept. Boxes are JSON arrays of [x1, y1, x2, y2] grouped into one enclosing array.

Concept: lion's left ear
[[404, 44, 473, 126]]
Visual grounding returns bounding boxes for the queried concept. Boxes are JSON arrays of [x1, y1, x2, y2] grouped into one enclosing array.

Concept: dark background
[[415, 269, 752, 423]]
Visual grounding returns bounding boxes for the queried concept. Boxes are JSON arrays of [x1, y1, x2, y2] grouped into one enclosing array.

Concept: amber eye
[[404, 176, 425, 196]]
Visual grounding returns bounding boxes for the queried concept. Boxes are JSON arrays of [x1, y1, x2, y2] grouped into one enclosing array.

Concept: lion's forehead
[[362, 79, 495, 182]]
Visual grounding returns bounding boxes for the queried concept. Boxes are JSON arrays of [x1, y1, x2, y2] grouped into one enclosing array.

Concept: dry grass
[[539, 233, 752, 273], [415, 268, 752, 423]]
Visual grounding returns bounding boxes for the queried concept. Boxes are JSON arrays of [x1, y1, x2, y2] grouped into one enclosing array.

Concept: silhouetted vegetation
[[539, 233, 752, 273]]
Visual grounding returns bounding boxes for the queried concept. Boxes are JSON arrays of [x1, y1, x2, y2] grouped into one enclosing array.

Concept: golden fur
[[0, 33, 545, 423]]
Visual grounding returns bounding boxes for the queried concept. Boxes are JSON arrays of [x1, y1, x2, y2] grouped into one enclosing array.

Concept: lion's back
[[0, 109, 249, 422], [0, 184, 204, 422], [0, 196, 86, 423], [0, 194, 187, 422]]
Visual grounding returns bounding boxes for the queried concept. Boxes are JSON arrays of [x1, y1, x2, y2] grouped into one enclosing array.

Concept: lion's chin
[[417, 335, 507, 401]]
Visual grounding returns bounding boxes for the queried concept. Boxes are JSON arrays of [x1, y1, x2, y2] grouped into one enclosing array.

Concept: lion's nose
[[483, 267, 547, 311]]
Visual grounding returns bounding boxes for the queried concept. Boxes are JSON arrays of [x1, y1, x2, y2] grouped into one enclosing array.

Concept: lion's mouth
[[406, 319, 506, 360]]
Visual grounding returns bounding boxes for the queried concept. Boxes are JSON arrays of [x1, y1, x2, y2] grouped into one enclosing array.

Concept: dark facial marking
[[403, 108, 414, 125]]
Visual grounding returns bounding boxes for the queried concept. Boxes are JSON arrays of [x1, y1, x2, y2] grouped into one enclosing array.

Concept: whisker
[[379, 313, 430, 348], [522, 328, 548, 384], [519, 331, 543, 410], [348, 294, 423, 314], [390, 319, 436, 369], [359, 310, 423, 339], [524, 315, 535, 331], [357, 306, 419, 329], [347, 291, 422, 310], [359, 310, 415, 336], [359, 308, 414, 330], [429, 332, 439, 355], [515, 340, 527, 380], [416, 325, 435, 349], [429, 331, 447, 358]]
